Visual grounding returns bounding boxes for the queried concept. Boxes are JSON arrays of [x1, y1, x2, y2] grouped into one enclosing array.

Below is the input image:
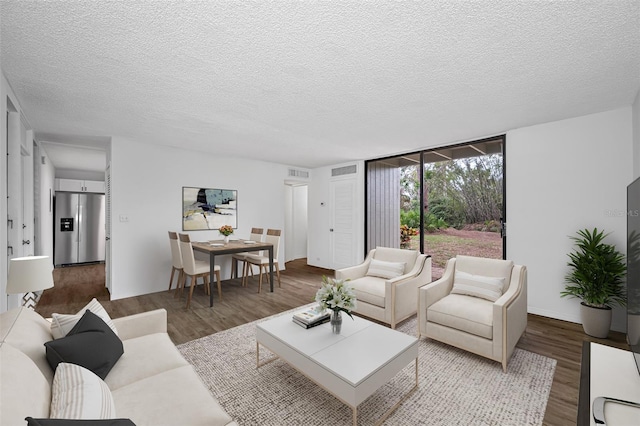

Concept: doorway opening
[[284, 182, 308, 263]]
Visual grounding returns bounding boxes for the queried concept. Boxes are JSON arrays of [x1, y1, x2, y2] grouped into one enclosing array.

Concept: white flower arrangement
[[315, 276, 357, 319]]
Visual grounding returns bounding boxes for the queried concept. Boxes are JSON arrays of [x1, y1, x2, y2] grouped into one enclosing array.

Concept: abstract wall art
[[182, 187, 238, 231]]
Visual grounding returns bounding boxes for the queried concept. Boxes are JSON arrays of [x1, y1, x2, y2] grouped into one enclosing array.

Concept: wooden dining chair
[[242, 229, 281, 293], [231, 227, 264, 279], [178, 233, 222, 308], [167, 231, 184, 293]]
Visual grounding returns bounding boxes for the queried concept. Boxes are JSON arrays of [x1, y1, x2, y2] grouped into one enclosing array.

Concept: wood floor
[[36, 259, 629, 426]]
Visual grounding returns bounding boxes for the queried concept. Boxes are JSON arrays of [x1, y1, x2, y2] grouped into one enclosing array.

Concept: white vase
[[223, 235, 230, 244]]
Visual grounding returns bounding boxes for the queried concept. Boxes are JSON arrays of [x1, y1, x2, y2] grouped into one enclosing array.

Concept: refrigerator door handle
[[77, 204, 82, 243]]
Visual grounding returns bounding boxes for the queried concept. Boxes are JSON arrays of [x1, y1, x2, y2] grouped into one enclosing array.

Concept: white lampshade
[[6, 256, 54, 294]]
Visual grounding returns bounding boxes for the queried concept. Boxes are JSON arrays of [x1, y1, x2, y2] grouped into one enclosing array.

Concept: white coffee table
[[256, 313, 419, 426]]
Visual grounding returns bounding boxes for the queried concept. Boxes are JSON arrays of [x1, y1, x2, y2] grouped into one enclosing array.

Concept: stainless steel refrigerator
[[54, 192, 106, 266]]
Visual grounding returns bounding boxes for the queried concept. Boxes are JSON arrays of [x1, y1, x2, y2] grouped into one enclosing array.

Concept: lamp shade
[[6, 256, 54, 294]]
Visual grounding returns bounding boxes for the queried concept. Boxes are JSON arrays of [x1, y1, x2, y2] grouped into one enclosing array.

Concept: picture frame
[[182, 187, 238, 231]]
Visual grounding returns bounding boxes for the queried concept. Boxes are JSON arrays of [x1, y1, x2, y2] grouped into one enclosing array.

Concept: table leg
[[352, 406, 357, 426], [209, 254, 216, 307], [373, 357, 419, 426], [268, 246, 274, 292]]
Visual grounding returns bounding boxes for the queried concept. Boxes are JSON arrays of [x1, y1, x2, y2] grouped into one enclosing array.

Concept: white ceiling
[[1, 1, 639, 170]]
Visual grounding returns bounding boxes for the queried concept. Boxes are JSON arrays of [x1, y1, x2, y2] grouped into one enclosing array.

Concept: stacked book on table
[[292, 306, 330, 329]]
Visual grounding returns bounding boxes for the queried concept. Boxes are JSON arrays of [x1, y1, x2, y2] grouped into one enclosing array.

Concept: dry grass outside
[[408, 227, 503, 279]]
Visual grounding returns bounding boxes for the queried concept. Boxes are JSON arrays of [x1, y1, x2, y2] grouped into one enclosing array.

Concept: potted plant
[[560, 228, 626, 338], [218, 225, 234, 244]]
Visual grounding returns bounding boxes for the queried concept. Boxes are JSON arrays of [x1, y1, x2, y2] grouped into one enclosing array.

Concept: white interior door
[[330, 177, 357, 270]]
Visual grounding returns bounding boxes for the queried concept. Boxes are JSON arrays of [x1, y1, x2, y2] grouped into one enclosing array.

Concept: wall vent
[[331, 164, 357, 177], [288, 168, 309, 179]]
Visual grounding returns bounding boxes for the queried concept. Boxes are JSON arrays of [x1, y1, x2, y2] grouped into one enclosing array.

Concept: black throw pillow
[[44, 309, 124, 380], [25, 418, 136, 426]]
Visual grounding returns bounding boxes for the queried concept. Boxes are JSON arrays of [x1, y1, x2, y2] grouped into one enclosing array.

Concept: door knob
[[22, 240, 30, 245]]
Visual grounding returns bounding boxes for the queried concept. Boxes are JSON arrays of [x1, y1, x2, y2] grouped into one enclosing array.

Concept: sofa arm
[[335, 251, 373, 281], [387, 256, 432, 325], [417, 258, 455, 336], [493, 265, 527, 365], [335, 263, 369, 281], [112, 309, 167, 340], [418, 258, 455, 308]]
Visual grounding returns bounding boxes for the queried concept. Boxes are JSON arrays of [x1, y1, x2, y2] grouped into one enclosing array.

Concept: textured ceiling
[[1, 1, 639, 169]]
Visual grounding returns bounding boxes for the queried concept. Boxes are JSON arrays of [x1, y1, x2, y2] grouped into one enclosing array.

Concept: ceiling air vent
[[331, 164, 357, 177], [288, 168, 309, 179]]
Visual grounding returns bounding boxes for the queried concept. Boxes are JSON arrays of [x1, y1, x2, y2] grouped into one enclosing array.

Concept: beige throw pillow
[[51, 298, 118, 339], [366, 259, 406, 279], [50, 362, 116, 419], [451, 271, 505, 302]]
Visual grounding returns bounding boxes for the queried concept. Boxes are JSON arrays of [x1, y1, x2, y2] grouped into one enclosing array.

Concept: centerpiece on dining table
[[315, 276, 357, 334], [218, 225, 234, 244]]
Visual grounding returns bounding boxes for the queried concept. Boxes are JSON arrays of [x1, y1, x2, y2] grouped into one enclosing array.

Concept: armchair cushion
[[373, 247, 418, 274], [455, 255, 513, 293], [427, 294, 493, 339], [450, 271, 505, 302], [366, 259, 405, 279], [349, 276, 386, 308]]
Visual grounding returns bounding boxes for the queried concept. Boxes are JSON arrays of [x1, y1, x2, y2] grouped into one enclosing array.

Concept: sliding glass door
[[365, 136, 505, 278]]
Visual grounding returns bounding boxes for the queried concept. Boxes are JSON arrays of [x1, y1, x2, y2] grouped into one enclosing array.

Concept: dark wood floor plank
[[36, 259, 629, 425]]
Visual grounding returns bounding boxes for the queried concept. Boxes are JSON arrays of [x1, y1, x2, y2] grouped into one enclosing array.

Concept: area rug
[[178, 308, 556, 425]]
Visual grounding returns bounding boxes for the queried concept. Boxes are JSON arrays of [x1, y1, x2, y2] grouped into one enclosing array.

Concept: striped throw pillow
[[366, 259, 406, 279], [51, 298, 118, 339], [50, 362, 116, 419], [450, 271, 505, 302]]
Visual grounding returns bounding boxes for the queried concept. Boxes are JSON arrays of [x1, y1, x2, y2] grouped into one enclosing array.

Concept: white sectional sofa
[[0, 306, 237, 426]]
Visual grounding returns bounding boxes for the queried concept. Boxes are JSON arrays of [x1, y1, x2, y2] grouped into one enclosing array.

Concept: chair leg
[[168, 267, 176, 291], [242, 262, 248, 287], [276, 263, 281, 288], [216, 270, 222, 299], [243, 262, 254, 287], [258, 265, 265, 293], [203, 274, 210, 295], [186, 276, 196, 309], [231, 259, 237, 279], [176, 270, 186, 299]]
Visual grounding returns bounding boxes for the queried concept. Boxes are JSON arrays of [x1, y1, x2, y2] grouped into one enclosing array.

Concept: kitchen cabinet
[[55, 178, 105, 193]]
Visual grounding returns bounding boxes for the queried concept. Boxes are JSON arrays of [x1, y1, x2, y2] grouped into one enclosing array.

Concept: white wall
[[307, 162, 365, 270], [633, 90, 640, 179], [109, 138, 291, 300], [37, 144, 56, 259], [507, 107, 633, 332]]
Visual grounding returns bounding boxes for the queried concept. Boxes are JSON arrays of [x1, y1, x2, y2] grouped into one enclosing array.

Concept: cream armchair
[[335, 247, 432, 329], [418, 255, 527, 371]]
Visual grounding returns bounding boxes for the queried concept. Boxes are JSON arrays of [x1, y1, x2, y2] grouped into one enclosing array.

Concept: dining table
[[191, 239, 275, 307]]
